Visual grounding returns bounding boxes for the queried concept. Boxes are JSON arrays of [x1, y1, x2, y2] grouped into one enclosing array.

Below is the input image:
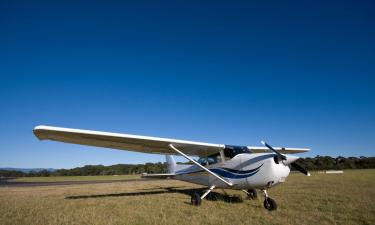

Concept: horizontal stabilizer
[[141, 173, 175, 179]]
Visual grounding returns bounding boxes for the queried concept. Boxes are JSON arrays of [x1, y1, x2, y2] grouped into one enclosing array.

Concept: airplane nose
[[284, 155, 299, 165]]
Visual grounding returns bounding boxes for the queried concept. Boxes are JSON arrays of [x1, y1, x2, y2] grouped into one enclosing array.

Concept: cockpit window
[[224, 145, 250, 158], [198, 154, 220, 166], [197, 145, 250, 165]]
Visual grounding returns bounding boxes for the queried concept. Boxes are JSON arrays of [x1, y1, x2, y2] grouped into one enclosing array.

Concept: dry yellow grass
[[0, 169, 374, 225]]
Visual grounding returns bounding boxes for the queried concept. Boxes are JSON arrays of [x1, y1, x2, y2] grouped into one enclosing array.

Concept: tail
[[165, 155, 176, 174]]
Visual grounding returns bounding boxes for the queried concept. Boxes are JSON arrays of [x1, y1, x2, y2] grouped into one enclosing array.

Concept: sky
[[0, 0, 374, 168]]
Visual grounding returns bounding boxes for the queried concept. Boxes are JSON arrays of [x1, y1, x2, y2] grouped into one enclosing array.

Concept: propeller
[[261, 141, 310, 176], [290, 161, 310, 176], [261, 141, 286, 162]]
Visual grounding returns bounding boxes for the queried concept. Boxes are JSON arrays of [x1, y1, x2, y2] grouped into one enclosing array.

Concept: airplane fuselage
[[173, 153, 291, 189]]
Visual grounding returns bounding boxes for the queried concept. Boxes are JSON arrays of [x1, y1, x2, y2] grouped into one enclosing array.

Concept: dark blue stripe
[[176, 164, 263, 179], [210, 167, 260, 179], [218, 164, 263, 174]]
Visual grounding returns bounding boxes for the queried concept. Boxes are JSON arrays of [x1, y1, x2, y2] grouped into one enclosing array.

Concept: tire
[[263, 197, 277, 211], [247, 189, 257, 199], [191, 192, 202, 206]]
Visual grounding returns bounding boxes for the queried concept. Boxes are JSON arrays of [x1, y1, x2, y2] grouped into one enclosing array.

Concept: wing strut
[[169, 144, 233, 186]]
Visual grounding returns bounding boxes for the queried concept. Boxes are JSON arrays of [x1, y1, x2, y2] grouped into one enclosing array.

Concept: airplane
[[33, 125, 311, 211]]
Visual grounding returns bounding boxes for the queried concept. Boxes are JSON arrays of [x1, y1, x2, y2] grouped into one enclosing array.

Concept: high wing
[[247, 146, 310, 154], [33, 125, 310, 157], [33, 125, 225, 157]]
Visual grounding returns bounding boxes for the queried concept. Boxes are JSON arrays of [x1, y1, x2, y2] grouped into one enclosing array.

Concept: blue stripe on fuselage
[[176, 164, 263, 179]]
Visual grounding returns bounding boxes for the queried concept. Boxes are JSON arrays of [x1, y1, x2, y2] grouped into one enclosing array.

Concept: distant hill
[[0, 168, 56, 173]]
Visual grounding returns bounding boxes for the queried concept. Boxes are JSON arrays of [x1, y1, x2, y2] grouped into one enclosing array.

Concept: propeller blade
[[261, 141, 310, 176], [290, 162, 310, 176], [261, 141, 287, 161]]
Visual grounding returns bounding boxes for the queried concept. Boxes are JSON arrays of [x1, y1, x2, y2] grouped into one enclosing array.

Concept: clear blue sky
[[1, 0, 374, 168]]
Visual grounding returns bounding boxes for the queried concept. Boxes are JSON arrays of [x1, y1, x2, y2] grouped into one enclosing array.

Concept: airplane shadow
[[65, 186, 244, 204], [0, 178, 16, 182]]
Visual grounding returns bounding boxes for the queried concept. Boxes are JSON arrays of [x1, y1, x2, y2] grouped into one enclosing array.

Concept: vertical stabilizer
[[165, 155, 176, 174]]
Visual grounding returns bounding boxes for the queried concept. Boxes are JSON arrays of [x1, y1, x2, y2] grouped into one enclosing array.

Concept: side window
[[207, 156, 218, 164], [198, 154, 221, 166], [198, 158, 208, 166]]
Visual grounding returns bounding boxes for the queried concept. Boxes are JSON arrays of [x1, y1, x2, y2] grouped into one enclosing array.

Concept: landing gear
[[246, 188, 257, 199], [263, 197, 277, 211], [261, 189, 277, 211], [191, 185, 215, 206], [191, 192, 202, 206]]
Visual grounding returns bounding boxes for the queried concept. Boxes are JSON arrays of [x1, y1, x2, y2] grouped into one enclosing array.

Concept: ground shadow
[[0, 177, 16, 183], [65, 186, 244, 203]]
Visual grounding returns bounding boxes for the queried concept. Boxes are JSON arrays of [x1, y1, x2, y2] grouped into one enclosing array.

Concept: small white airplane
[[33, 125, 310, 211]]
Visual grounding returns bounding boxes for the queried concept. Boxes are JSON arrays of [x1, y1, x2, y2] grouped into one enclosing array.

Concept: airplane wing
[[33, 125, 310, 157], [247, 146, 310, 154], [33, 125, 225, 157]]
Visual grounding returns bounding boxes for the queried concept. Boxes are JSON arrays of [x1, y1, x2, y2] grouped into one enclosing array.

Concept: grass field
[[0, 170, 374, 225], [9, 175, 140, 182]]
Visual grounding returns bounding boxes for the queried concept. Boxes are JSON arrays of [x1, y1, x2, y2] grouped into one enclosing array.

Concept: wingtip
[[33, 125, 50, 131], [33, 125, 47, 140]]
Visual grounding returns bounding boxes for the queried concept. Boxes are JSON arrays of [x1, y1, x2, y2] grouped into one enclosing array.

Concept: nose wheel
[[264, 197, 277, 211], [262, 189, 277, 211]]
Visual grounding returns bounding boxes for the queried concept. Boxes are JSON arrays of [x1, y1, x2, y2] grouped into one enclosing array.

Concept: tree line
[[1, 156, 374, 177], [297, 156, 375, 171]]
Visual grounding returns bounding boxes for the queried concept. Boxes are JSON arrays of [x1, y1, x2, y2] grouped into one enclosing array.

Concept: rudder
[[165, 155, 176, 173]]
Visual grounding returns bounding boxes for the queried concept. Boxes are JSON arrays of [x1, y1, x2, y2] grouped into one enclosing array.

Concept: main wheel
[[247, 189, 257, 199], [263, 197, 277, 211], [191, 192, 202, 206]]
